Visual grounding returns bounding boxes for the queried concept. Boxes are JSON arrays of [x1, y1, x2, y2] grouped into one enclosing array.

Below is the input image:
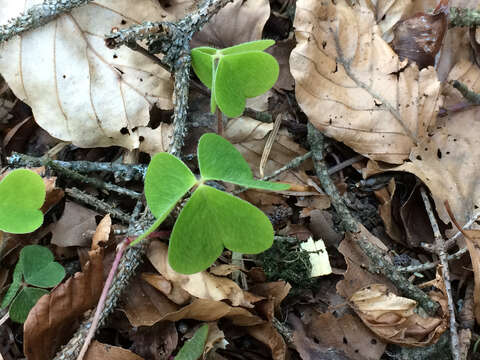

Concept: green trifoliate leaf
[[168, 185, 274, 274], [1, 260, 23, 309], [198, 133, 289, 191], [144, 152, 197, 220], [9, 287, 48, 323], [220, 39, 275, 55], [175, 324, 209, 360], [21, 245, 65, 288], [191, 40, 279, 117], [0, 169, 46, 234]]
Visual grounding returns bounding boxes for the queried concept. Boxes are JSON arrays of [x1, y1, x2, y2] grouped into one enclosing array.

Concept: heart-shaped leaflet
[[0, 169, 46, 234]]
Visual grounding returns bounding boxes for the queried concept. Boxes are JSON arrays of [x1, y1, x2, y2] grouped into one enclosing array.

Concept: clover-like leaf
[[1, 260, 23, 309], [175, 324, 209, 360], [198, 133, 289, 191], [191, 40, 279, 117], [21, 245, 65, 288], [168, 185, 274, 274], [0, 169, 46, 234], [9, 287, 49, 323]]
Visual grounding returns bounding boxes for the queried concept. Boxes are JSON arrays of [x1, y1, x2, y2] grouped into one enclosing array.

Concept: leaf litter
[[3, 0, 480, 359]]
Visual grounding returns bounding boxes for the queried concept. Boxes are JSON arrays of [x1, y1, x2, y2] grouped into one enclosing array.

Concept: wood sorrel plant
[[132, 133, 290, 274], [191, 39, 279, 118]]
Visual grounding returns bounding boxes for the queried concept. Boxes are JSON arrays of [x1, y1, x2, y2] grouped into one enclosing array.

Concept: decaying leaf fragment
[[291, 0, 443, 164], [350, 283, 447, 346], [0, 0, 183, 149]]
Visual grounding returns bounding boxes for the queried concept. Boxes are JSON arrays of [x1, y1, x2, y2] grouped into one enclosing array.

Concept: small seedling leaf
[[168, 185, 274, 274], [198, 133, 289, 191], [0, 169, 46, 234], [220, 39, 275, 55], [145, 152, 197, 220], [175, 324, 209, 360], [9, 287, 48, 323], [191, 47, 216, 89], [21, 245, 65, 288], [1, 260, 23, 308]]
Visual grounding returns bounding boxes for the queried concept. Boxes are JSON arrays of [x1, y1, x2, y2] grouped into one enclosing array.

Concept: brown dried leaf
[[141, 272, 191, 305], [247, 323, 286, 360], [85, 341, 143, 360], [392, 0, 448, 69], [147, 241, 262, 307], [122, 279, 264, 327], [267, 38, 295, 91], [24, 248, 104, 360], [51, 201, 99, 248], [291, 0, 442, 164], [307, 312, 386, 360], [367, 110, 480, 236], [130, 322, 178, 360], [191, 0, 270, 48], [349, 283, 447, 346], [374, 179, 403, 243]]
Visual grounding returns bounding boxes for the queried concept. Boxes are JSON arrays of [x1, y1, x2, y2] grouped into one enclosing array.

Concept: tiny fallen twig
[[307, 122, 439, 315], [65, 188, 131, 223], [420, 188, 460, 360], [452, 80, 480, 105]]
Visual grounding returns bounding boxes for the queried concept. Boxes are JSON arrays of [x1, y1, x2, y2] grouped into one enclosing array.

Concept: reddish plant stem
[[76, 237, 132, 360]]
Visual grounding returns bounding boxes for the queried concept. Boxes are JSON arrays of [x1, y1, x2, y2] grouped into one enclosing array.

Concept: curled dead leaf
[[147, 241, 262, 307], [24, 248, 104, 360], [86, 341, 143, 360], [350, 283, 447, 346]]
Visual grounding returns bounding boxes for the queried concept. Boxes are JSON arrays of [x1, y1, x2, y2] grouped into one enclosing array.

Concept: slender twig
[[0, 0, 92, 43], [398, 209, 480, 273], [452, 80, 480, 105], [449, 8, 480, 28], [65, 188, 131, 223], [307, 123, 439, 315], [262, 151, 312, 181], [8, 152, 147, 181], [0, 312, 9, 327], [327, 154, 364, 175], [420, 188, 460, 360]]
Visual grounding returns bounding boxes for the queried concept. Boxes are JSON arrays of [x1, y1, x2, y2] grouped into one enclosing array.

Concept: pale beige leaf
[[147, 241, 262, 307], [0, 0, 184, 149], [191, 0, 270, 48], [137, 123, 173, 156], [92, 214, 111, 250], [291, 0, 442, 164]]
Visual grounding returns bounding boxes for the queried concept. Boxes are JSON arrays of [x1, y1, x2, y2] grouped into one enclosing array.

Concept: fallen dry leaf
[[247, 323, 286, 360], [0, 0, 182, 149], [267, 38, 296, 91], [147, 241, 261, 307], [191, 0, 270, 48], [51, 200, 99, 248], [23, 248, 104, 360], [366, 109, 480, 236], [306, 312, 386, 360], [141, 272, 191, 305], [204, 322, 225, 355], [85, 340, 143, 360], [137, 123, 173, 156], [349, 283, 447, 346], [91, 214, 111, 250], [291, 0, 443, 164], [130, 322, 178, 360], [374, 179, 403, 243]]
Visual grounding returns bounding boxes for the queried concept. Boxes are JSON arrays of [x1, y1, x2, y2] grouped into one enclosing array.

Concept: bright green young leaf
[[220, 39, 275, 55], [191, 40, 279, 118], [0, 169, 46, 234], [21, 245, 65, 288], [175, 324, 209, 360], [145, 153, 197, 218], [1, 260, 23, 308], [198, 133, 289, 191], [168, 185, 274, 274], [9, 287, 48, 323]]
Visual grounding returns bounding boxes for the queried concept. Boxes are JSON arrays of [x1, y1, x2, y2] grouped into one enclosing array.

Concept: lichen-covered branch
[[8, 152, 147, 181], [452, 80, 480, 104], [307, 122, 439, 316], [0, 0, 92, 43], [449, 7, 480, 28], [420, 188, 459, 359], [65, 188, 131, 223]]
